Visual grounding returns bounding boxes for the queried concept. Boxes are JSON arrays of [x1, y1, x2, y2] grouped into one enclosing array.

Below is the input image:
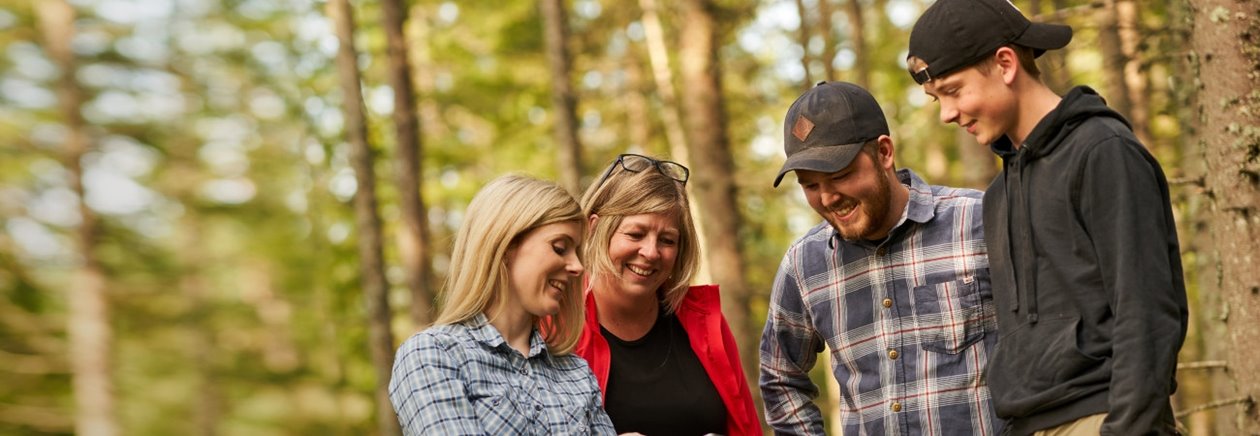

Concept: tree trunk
[[379, 0, 435, 328], [540, 0, 584, 194], [1116, 0, 1151, 147], [818, 0, 837, 82], [326, 1, 401, 434], [623, 51, 654, 154], [1097, 0, 1134, 121], [638, 0, 712, 283], [677, 0, 756, 397], [844, 0, 870, 88], [1189, 0, 1260, 432], [36, 2, 117, 435], [793, 0, 814, 90]]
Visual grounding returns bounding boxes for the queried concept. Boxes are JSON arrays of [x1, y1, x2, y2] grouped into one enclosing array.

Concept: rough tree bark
[[36, 2, 117, 435], [326, 0, 401, 434], [380, 0, 435, 327], [1189, 0, 1260, 432], [541, 0, 585, 194], [677, 0, 756, 395]]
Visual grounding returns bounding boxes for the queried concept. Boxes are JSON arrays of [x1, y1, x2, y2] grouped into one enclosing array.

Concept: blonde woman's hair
[[434, 174, 586, 355], [580, 160, 699, 314]]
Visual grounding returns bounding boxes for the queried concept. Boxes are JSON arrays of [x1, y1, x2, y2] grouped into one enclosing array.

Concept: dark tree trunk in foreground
[[37, 2, 117, 435], [379, 0, 435, 327], [1189, 0, 1260, 432], [326, 0, 401, 434]]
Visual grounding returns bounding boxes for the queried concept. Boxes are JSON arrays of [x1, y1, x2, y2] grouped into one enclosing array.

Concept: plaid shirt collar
[[464, 313, 551, 361]]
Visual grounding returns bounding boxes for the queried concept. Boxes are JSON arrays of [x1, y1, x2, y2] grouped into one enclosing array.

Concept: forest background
[[1, 0, 1258, 434]]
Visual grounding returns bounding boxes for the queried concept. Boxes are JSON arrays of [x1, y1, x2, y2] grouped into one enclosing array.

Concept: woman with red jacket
[[574, 154, 761, 436]]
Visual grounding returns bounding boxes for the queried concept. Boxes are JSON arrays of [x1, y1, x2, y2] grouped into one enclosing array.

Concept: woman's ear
[[587, 214, 599, 235]]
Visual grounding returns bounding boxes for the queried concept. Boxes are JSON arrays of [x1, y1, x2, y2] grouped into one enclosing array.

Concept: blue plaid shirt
[[390, 314, 615, 435], [760, 169, 1002, 435]]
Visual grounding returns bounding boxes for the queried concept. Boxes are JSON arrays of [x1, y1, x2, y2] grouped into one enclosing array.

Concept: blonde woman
[[389, 174, 614, 435], [575, 154, 761, 436]]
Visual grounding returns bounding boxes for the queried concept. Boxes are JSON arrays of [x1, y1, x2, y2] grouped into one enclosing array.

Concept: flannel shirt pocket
[[912, 273, 990, 354]]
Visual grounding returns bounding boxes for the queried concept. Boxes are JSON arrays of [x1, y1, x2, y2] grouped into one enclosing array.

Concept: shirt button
[[882, 298, 893, 308], [534, 404, 542, 411], [876, 247, 887, 256], [891, 402, 902, 412], [888, 349, 899, 360]]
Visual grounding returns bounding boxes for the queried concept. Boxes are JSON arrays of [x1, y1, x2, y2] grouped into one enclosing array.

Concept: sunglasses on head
[[592, 154, 689, 191]]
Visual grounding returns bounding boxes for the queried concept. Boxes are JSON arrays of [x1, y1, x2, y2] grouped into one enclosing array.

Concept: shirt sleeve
[[584, 374, 617, 435], [759, 249, 827, 435], [389, 332, 485, 435], [1077, 137, 1186, 435]]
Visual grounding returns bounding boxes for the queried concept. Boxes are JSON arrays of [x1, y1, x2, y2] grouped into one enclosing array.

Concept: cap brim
[[1016, 22, 1072, 54], [773, 142, 864, 187]]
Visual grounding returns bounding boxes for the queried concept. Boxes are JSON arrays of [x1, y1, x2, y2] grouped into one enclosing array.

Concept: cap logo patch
[[792, 115, 815, 142]]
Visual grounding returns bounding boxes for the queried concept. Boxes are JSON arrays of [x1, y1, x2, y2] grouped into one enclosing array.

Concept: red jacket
[[575, 284, 762, 436]]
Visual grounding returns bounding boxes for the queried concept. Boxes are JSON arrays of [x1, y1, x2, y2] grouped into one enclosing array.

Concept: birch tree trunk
[[326, 1, 401, 434], [1189, 0, 1260, 432], [677, 0, 756, 396], [380, 0, 435, 327], [541, 0, 584, 194], [36, 2, 117, 435]]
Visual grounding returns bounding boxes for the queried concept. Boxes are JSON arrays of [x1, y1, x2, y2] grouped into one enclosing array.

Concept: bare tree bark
[[623, 51, 654, 153], [1097, 0, 1134, 120], [36, 2, 117, 435], [326, 1, 401, 434], [1116, 0, 1151, 147], [1189, 0, 1260, 433], [380, 0, 435, 327], [844, 0, 870, 88], [677, 0, 756, 396], [818, 0, 838, 82], [793, 0, 814, 90], [541, 0, 584, 194], [638, 0, 712, 283]]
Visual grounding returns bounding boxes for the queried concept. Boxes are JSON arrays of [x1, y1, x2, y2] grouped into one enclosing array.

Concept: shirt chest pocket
[[911, 270, 994, 354]]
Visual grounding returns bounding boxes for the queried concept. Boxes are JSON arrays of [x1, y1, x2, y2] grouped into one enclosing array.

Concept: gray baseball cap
[[774, 81, 889, 187]]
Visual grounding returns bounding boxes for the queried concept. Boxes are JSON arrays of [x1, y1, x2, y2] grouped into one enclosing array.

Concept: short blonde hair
[[434, 174, 586, 355], [580, 160, 699, 314]]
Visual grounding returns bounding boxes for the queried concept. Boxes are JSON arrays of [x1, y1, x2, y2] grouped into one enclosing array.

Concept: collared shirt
[[760, 169, 1002, 436], [389, 314, 615, 435]]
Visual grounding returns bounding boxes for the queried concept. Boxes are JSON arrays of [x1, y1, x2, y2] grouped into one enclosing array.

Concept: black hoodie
[[982, 87, 1187, 435]]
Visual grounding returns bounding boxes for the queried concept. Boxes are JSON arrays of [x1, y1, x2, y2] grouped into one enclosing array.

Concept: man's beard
[[831, 171, 893, 241]]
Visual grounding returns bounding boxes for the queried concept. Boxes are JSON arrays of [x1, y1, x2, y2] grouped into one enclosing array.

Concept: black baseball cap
[[907, 0, 1072, 85], [774, 81, 889, 188]]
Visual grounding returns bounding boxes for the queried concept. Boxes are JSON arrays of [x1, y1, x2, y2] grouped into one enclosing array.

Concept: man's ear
[[876, 135, 896, 170], [994, 46, 1019, 85]]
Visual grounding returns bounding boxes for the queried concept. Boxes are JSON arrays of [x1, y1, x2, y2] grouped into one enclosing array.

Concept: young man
[[760, 81, 1002, 435], [906, 1, 1188, 435]]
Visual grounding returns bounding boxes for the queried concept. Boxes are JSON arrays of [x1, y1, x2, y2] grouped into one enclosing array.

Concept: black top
[[601, 309, 726, 436], [983, 86, 1186, 435]]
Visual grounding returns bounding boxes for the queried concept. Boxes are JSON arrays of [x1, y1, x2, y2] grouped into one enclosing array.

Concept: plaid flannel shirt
[[389, 314, 615, 435], [760, 169, 1002, 435]]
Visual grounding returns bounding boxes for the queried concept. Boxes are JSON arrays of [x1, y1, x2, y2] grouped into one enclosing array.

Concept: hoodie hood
[[991, 86, 1130, 161]]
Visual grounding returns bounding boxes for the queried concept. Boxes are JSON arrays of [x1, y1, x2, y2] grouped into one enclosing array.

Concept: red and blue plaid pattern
[[760, 169, 1002, 435]]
